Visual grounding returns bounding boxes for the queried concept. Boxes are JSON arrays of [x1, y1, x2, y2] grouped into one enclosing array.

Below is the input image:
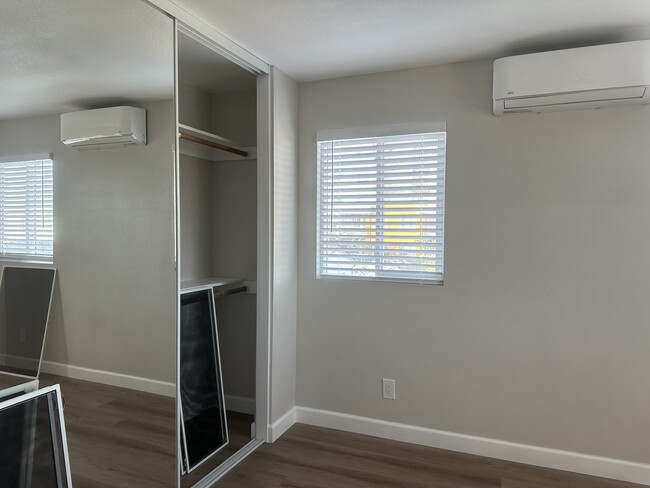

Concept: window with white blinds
[[317, 128, 446, 284], [0, 155, 53, 261]]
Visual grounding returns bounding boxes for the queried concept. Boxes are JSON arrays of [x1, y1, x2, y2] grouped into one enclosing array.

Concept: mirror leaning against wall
[[0, 0, 176, 486]]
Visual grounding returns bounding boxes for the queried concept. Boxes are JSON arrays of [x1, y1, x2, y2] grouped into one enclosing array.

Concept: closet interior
[[177, 31, 259, 486]]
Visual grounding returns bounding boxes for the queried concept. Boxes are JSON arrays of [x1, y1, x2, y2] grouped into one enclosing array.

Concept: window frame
[[0, 153, 54, 263], [316, 122, 446, 285]]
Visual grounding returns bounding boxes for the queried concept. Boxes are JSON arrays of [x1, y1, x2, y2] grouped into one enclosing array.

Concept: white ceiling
[[3, 0, 650, 120], [0, 0, 174, 121], [170, 0, 650, 82]]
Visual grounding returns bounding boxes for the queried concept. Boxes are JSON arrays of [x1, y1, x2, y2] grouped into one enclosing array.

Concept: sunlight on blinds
[[0, 156, 53, 260], [317, 131, 445, 284]]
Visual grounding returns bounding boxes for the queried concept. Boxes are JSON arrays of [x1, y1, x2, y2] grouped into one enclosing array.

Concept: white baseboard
[[268, 407, 297, 442], [225, 394, 255, 415], [0, 353, 39, 374], [41, 361, 175, 397], [296, 406, 650, 486]]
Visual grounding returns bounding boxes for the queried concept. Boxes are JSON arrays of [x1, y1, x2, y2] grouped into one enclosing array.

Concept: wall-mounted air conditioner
[[60, 106, 146, 149], [493, 40, 650, 115]]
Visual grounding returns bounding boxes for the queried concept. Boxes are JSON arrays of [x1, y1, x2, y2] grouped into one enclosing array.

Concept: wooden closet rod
[[180, 133, 249, 158], [213, 285, 248, 298]]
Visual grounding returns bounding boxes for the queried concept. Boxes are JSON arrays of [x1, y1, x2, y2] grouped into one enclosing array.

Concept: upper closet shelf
[[179, 124, 257, 162]]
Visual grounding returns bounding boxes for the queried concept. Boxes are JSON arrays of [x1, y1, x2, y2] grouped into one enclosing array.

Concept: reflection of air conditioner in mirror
[[60, 106, 146, 149], [493, 40, 650, 115]]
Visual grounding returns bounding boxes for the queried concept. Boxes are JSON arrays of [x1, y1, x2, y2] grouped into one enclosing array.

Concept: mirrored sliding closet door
[[0, 1, 177, 486]]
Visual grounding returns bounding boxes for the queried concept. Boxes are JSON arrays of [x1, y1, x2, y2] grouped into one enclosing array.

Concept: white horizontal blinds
[[318, 131, 445, 284], [0, 157, 54, 259]]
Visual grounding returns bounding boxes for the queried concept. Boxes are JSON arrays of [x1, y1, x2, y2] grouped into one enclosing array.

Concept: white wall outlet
[[382, 378, 396, 400]]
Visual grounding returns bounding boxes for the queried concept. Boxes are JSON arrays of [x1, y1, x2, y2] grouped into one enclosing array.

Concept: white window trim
[[316, 121, 446, 143], [0, 153, 52, 165]]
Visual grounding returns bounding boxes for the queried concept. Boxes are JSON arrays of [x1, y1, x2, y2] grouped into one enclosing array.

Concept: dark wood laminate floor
[[36, 374, 253, 488], [40, 373, 177, 488], [216, 424, 646, 488], [17, 376, 645, 488], [0, 371, 33, 390]]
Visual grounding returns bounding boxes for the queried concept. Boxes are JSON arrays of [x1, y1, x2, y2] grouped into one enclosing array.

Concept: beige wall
[[178, 83, 258, 283], [296, 59, 650, 464], [179, 154, 213, 282], [211, 90, 257, 147], [269, 67, 299, 423], [178, 81, 212, 130], [0, 100, 177, 383], [210, 89, 258, 283], [210, 158, 257, 402], [178, 81, 258, 401]]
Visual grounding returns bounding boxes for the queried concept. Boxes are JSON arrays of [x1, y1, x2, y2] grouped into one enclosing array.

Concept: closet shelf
[[180, 276, 257, 295], [181, 276, 242, 293], [178, 124, 257, 162]]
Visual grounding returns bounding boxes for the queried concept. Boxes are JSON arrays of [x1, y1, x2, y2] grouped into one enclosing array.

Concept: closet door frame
[[146, 0, 269, 73], [164, 9, 273, 487]]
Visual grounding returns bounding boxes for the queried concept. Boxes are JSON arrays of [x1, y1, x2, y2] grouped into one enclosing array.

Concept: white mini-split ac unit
[[60, 106, 147, 149], [493, 40, 650, 115]]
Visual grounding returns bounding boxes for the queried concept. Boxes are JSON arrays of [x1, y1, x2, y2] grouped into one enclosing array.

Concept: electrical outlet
[[382, 378, 396, 400]]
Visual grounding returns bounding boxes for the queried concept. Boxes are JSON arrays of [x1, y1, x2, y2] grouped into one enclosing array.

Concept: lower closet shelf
[[181, 277, 257, 295]]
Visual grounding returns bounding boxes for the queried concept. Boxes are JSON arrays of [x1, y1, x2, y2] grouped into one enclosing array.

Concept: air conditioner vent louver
[[503, 109, 533, 114]]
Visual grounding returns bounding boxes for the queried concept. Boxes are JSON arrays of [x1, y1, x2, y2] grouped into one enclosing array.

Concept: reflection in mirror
[[177, 29, 259, 486], [0, 1, 176, 486], [179, 290, 228, 474], [0, 267, 56, 378]]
